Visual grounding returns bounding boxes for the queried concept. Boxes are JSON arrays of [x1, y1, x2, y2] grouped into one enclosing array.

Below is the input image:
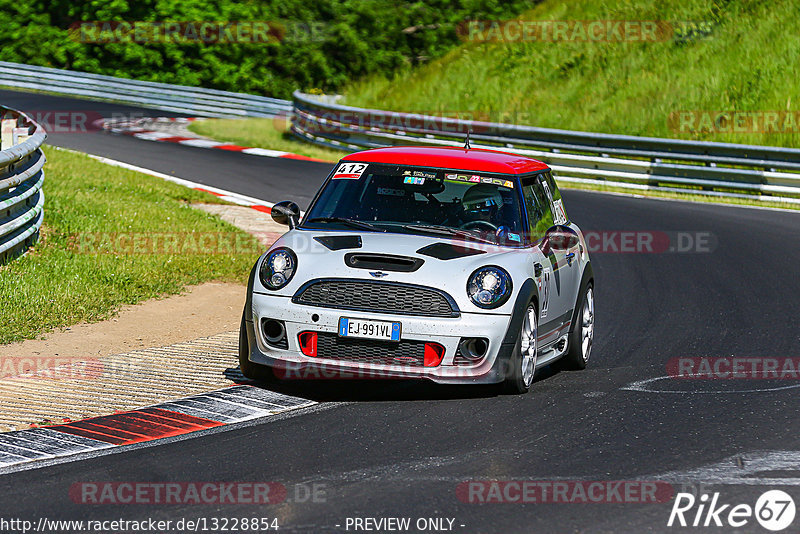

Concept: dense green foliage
[[0, 0, 530, 98], [343, 0, 800, 147]]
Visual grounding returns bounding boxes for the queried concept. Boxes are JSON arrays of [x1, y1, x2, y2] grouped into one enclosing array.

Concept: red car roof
[[341, 146, 550, 175]]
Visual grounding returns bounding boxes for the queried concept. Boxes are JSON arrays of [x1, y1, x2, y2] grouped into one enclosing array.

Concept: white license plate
[[338, 317, 401, 341]]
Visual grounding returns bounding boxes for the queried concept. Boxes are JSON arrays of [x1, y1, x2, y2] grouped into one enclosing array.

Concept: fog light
[[262, 319, 286, 346], [458, 337, 489, 361], [298, 331, 318, 357], [423, 343, 445, 367]]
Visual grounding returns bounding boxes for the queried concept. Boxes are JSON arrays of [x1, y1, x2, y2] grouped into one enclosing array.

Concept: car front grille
[[315, 332, 427, 367], [292, 279, 459, 317]]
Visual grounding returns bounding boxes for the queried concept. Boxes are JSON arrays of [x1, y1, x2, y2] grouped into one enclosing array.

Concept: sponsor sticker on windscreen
[[339, 317, 401, 341], [332, 162, 368, 179]]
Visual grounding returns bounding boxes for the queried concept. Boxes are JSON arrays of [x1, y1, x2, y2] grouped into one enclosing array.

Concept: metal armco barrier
[[292, 92, 800, 204], [0, 107, 46, 263], [0, 61, 291, 118]]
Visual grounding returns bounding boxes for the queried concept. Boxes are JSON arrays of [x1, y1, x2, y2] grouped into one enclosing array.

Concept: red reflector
[[298, 332, 318, 357], [423, 343, 445, 367]]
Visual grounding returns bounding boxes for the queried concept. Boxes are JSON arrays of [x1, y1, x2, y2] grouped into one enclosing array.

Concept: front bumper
[[245, 292, 515, 384]]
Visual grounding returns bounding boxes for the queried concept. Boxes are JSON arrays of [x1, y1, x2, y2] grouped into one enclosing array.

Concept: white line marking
[[131, 131, 175, 141], [241, 147, 290, 157], [178, 139, 225, 148], [51, 146, 274, 209], [646, 450, 800, 486], [621, 375, 800, 394]]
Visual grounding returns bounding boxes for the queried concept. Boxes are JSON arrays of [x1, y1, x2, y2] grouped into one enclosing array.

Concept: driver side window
[[521, 175, 554, 243]]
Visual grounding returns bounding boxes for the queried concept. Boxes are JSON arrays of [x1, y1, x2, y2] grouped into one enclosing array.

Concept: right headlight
[[260, 248, 297, 290], [467, 266, 512, 309]]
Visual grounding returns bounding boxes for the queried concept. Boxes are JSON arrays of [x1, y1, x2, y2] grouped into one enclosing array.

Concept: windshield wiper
[[401, 224, 496, 244], [305, 217, 383, 232]]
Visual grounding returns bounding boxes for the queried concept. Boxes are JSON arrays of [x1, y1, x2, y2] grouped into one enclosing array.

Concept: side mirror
[[543, 225, 579, 254], [271, 201, 301, 229]]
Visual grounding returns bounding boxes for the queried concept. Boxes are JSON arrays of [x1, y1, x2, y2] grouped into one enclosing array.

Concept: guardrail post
[[1, 114, 15, 150]]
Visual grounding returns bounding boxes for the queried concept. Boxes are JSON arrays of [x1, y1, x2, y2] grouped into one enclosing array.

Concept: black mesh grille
[[315, 332, 426, 366], [452, 337, 488, 366], [293, 279, 458, 317], [452, 346, 474, 366]]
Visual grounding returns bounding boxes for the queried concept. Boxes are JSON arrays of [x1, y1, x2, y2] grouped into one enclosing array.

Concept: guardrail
[[0, 61, 291, 118], [292, 92, 800, 204], [0, 107, 46, 264]]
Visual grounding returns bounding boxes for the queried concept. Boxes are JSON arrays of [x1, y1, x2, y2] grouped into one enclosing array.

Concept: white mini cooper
[[239, 146, 594, 394]]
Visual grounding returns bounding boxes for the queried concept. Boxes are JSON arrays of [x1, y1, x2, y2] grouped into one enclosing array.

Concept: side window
[[542, 171, 568, 224], [521, 176, 554, 243]]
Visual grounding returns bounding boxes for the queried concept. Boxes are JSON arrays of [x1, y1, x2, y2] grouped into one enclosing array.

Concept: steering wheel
[[460, 220, 498, 232]]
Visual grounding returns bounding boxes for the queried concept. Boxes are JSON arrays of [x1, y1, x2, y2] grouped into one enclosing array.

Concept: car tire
[[238, 310, 280, 383], [558, 284, 594, 371], [501, 302, 538, 394]]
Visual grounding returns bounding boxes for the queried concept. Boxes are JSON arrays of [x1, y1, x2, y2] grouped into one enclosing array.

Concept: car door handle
[[565, 252, 575, 266], [534, 263, 543, 277]]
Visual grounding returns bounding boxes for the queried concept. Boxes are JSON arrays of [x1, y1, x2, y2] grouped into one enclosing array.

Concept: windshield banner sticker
[[332, 162, 368, 179], [444, 174, 514, 188], [403, 170, 438, 179]]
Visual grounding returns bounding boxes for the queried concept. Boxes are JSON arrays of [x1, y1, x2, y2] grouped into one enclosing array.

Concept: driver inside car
[[460, 184, 512, 239]]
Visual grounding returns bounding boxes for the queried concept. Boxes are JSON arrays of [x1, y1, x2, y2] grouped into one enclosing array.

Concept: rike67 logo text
[[668, 490, 795, 531]]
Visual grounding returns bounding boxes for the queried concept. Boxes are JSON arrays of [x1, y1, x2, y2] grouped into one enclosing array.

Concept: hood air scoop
[[344, 253, 424, 272], [416, 242, 487, 260], [314, 235, 362, 250]]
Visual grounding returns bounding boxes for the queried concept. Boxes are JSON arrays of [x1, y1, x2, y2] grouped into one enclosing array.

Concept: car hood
[[254, 229, 539, 315]]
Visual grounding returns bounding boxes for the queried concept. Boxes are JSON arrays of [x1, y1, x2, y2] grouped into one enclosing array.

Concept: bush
[[0, 0, 532, 99]]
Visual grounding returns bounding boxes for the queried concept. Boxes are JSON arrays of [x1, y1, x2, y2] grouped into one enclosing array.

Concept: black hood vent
[[344, 253, 424, 272], [314, 235, 362, 251], [416, 243, 487, 260]]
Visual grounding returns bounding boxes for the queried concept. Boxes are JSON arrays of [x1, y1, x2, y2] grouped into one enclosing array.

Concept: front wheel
[[558, 284, 594, 370], [501, 302, 538, 394]]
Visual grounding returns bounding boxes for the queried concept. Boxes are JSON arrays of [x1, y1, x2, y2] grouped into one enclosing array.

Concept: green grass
[[0, 146, 262, 345], [188, 117, 348, 163], [342, 0, 800, 148]]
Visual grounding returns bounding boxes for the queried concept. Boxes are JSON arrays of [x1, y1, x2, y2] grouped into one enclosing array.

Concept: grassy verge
[[188, 117, 348, 163], [0, 146, 262, 345], [342, 0, 800, 149]]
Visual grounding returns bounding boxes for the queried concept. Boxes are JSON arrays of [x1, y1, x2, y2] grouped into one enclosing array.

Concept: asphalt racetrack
[[1, 89, 799, 533]]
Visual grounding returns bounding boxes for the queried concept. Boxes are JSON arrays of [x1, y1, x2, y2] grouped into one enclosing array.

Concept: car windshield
[[303, 163, 525, 245]]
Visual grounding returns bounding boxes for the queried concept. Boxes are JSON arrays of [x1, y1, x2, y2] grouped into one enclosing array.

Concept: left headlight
[[260, 248, 297, 290], [467, 266, 512, 309]]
